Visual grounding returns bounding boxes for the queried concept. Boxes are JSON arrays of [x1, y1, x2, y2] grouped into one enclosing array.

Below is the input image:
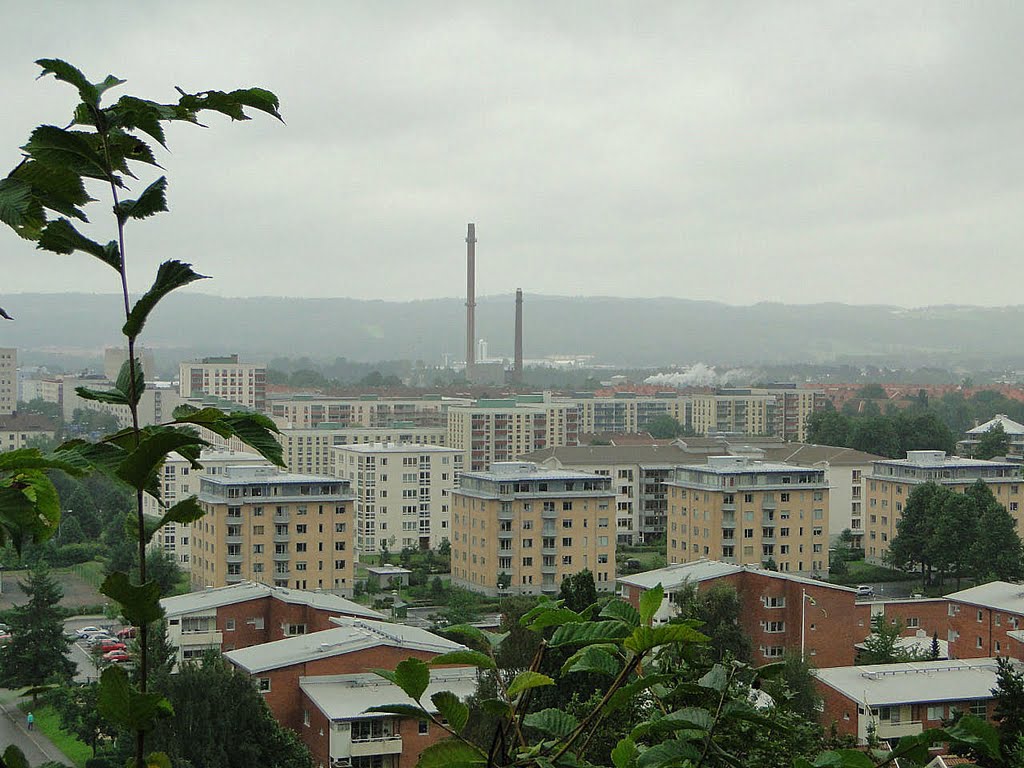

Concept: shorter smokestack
[[514, 288, 523, 383]]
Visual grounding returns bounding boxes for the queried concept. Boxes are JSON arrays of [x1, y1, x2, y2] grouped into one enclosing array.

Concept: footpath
[[0, 691, 71, 766]]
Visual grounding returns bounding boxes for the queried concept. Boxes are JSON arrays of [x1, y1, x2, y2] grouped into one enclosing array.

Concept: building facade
[[0, 348, 15, 416], [191, 466, 356, 595], [268, 394, 467, 430], [332, 443, 462, 554], [0, 413, 57, 452], [179, 354, 266, 412], [667, 456, 829, 576], [451, 462, 616, 596], [275, 425, 449, 476], [864, 451, 1020, 564]]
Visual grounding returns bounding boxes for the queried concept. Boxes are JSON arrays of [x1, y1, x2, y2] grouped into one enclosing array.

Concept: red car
[[116, 627, 136, 639], [100, 641, 126, 653], [103, 650, 130, 663]]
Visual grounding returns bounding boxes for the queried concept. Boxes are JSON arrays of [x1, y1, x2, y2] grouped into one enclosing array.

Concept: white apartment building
[[331, 443, 463, 554], [144, 449, 274, 568], [268, 394, 469, 429], [179, 355, 266, 412], [271, 425, 449, 476], [0, 349, 15, 416]]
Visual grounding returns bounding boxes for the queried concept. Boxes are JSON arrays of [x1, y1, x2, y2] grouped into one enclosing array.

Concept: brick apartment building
[[944, 582, 1024, 660], [223, 616, 464, 733], [300, 668, 478, 768], [160, 582, 384, 666], [618, 560, 858, 667]]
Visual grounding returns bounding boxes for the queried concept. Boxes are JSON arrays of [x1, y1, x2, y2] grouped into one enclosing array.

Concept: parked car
[[87, 634, 116, 647], [100, 641, 126, 653], [75, 626, 102, 638], [0, 634, 11, 645], [855, 585, 875, 598], [116, 627, 136, 639], [103, 650, 130, 663]]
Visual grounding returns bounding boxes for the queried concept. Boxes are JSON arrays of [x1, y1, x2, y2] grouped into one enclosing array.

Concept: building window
[[970, 701, 987, 716], [927, 705, 945, 721], [286, 624, 307, 636], [906, 617, 919, 628], [303, 709, 310, 727], [225, 619, 235, 631], [419, 720, 429, 735], [257, 678, 271, 692]]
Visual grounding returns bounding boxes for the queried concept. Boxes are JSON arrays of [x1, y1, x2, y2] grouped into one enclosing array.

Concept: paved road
[[63, 616, 122, 684], [0, 694, 71, 766]]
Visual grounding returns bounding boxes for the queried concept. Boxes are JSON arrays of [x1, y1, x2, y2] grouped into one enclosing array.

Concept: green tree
[[807, 410, 852, 446], [646, 414, 685, 439], [893, 411, 956, 454], [976, 423, 1011, 460], [888, 482, 946, 587], [0, 563, 75, 689], [558, 570, 599, 613], [931, 491, 980, 588], [849, 416, 901, 457], [144, 652, 311, 768], [969, 480, 1024, 582], [856, 383, 887, 400], [49, 683, 114, 756], [859, 614, 921, 665], [993, 656, 1024, 768]]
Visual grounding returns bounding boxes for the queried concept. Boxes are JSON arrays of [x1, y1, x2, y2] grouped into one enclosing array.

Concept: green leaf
[[115, 357, 146, 407], [607, 673, 675, 712], [0, 178, 34, 228], [624, 623, 710, 654], [115, 428, 208, 492], [0, 448, 83, 475], [109, 96, 170, 146], [563, 645, 620, 676], [53, 439, 128, 475], [611, 738, 638, 768], [522, 708, 578, 738], [115, 175, 168, 222], [123, 260, 207, 339], [36, 59, 100, 106], [636, 736, 702, 768], [170, 406, 284, 467], [96, 665, 173, 732], [0, 306, 11, 320], [0, 469, 62, 550], [178, 87, 284, 123], [639, 584, 664, 625], [698, 664, 728, 693], [94, 74, 127, 100], [101, 572, 164, 626], [478, 698, 511, 718], [415, 740, 486, 768], [75, 385, 129, 405], [147, 497, 204, 544], [528, 607, 583, 631], [1, 745, 30, 768], [431, 691, 469, 734], [600, 599, 641, 628], [392, 658, 430, 702], [630, 707, 712, 740], [365, 704, 426, 719], [548, 620, 630, 648], [12, 159, 93, 222], [809, 750, 875, 768], [22, 125, 107, 180], [944, 714, 1001, 760], [506, 671, 554, 699], [38, 218, 120, 270], [429, 649, 495, 670]]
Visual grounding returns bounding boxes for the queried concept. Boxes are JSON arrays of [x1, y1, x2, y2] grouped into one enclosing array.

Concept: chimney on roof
[[466, 223, 476, 371], [513, 288, 523, 384]]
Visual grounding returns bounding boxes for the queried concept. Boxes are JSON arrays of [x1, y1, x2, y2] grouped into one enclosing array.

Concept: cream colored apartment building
[[273, 425, 449, 476], [689, 393, 776, 437], [451, 461, 616, 596], [179, 355, 266, 412], [191, 466, 356, 595], [864, 450, 1021, 564], [571, 394, 688, 434], [144, 449, 274, 568], [0, 348, 15, 416], [332, 443, 463, 554], [667, 456, 829, 576], [267, 394, 470, 429], [447, 398, 580, 471], [0, 413, 57, 452]]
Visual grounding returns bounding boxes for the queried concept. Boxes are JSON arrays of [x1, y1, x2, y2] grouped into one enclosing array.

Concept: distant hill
[[2, 293, 1024, 370]]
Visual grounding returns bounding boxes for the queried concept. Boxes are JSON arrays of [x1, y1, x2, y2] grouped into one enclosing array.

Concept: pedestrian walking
[[26, 712, 33, 730]]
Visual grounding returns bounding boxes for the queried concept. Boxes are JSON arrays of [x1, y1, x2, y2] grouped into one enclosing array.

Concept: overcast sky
[[2, 2, 1022, 307]]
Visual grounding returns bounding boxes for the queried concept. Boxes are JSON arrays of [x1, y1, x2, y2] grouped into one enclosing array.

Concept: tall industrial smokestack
[[465, 223, 477, 371], [514, 288, 523, 383]]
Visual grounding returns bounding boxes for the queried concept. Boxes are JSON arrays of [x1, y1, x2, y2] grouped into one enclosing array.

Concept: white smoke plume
[[644, 364, 755, 388]]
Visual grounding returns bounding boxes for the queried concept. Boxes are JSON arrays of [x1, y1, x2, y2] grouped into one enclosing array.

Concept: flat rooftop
[[300, 668, 478, 721], [334, 443, 461, 454], [160, 582, 383, 621], [460, 462, 607, 483], [815, 659, 1004, 706], [618, 559, 854, 593], [947, 581, 1024, 614]]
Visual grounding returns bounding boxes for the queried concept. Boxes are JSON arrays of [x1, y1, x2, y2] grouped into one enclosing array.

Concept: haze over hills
[[2, 293, 1023, 370]]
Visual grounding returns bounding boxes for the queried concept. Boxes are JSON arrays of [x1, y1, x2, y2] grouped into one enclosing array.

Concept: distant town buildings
[[179, 354, 266, 412], [0, 412, 56, 451], [958, 413, 1024, 461], [667, 456, 830, 576], [331, 443, 462, 554], [864, 450, 1020, 564], [191, 466, 355, 595], [451, 461, 616, 596], [0, 348, 15, 415]]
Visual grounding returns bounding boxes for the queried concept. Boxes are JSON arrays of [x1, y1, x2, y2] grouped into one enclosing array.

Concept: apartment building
[[619, 560, 858, 666], [572, 392, 686, 434], [179, 354, 266, 412], [159, 582, 383, 666], [268, 394, 468, 429], [301, 668, 477, 768], [864, 450, 1020, 564], [68, 381, 185, 429], [689, 392, 776, 437], [754, 385, 827, 442], [144, 448, 274, 568], [0, 348, 14, 415], [817, 659, 1002, 746], [522, 444, 693, 545], [191, 466, 356, 595], [274, 425, 448, 476], [103, 346, 156, 382], [667, 456, 829, 576], [0, 413, 57, 452], [451, 461, 616, 596], [332, 443, 462, 554], [958, 414, 1024, 461], [944, 582, 1024, 660], [447, 397, 580, 471], [224, 615, 464, 733]]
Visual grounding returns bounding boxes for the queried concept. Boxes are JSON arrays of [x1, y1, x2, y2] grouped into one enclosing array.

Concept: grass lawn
[[830, 560, 910, 585], [18, 703, 91, 768], [616, 548, 666, 574], [67, 560, 105, 590]]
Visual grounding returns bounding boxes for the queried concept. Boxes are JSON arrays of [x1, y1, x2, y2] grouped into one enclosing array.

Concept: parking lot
[[62, 617, 129, 683]]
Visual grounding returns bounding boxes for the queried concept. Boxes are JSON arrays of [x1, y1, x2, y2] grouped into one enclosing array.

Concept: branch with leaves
[[0, 58, 282, 768]]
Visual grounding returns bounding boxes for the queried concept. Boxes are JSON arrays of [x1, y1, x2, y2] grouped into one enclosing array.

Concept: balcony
[[349, 737, 403, 757], [273, 512, 290, 524], [875, 721, 923, 740], [225, 535, 243, 545], [226, 553, 243, 564], [179, 629, 223, 646], [273, 533, 290, 544], [541, 508, 558, 519], [225, 573, 243, 584], [273, 551, 290, 562]]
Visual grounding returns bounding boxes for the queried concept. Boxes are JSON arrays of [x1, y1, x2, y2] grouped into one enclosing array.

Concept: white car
[[75, 626, 102, 638], [855, 585, 875, 598]]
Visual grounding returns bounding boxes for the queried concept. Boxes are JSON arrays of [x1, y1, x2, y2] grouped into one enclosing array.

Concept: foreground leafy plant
[[0, 59, 282, 767]]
